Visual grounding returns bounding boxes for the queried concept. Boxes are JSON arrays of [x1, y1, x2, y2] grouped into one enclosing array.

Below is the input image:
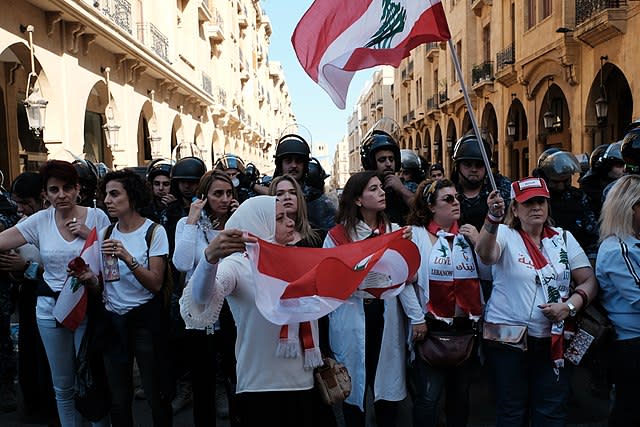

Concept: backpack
[[103, 222, 173, 307]]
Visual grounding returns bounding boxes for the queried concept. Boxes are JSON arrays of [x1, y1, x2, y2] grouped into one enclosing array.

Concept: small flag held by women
[[53, 227, 101, 330]]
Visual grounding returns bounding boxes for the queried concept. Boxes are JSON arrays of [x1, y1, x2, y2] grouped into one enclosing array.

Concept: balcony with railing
[[407, 60, 414, 78], [575, 0, 628, 46], [136, 22, 169, 62], [204, 9, 224, 44], [471, 61, 494, 86], [496, 44, 515, 71], [426, 94, 439, 112], [425, 42, 440, 61], [376, 98, 383, 110], [97, 0, 132, 34]]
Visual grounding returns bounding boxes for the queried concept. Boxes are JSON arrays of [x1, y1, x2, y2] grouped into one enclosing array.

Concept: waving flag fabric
[[246, 229, 420, 325], [293, 0, 450, 108], [53, 227, 101, 330]]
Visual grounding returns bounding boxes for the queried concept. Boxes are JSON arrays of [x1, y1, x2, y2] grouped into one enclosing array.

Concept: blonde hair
[[599, 175, 640, 241], [269, 175, 320, 246]]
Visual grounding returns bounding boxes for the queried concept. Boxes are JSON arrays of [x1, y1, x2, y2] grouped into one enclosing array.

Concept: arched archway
[[83, 81, 114, 166], [481, 103, 499, 163], [415, 132, 422, 155], [137, 101, 154, 163], [434, 124, 443, 166], [461, 112, 472, 135], [507, 98, 529, 179], [586, 62, 633, 147], [407, 136, 413, 150], [539, 81, 570, 152], [0, 42, 51, 176], [423, 128, 432, 163]]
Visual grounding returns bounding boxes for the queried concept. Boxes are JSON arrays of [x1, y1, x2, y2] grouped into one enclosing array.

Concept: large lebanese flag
[[293, 0, 451, 108], [53, 227, 101, 330], [246, 229, 420, 325]]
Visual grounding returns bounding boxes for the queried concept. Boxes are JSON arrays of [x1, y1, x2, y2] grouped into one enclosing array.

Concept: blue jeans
[[412, 357, 472, 427], [484, 336, 571, 427], [37, 318, 109, 427]]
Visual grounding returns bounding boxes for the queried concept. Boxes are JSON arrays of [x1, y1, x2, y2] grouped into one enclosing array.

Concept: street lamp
[[543, 77, 555, 131], [507, 93, 517, 138], [595, 55, 608, 126], [21, 25, 48, 136], [101, 67, 120, 151]]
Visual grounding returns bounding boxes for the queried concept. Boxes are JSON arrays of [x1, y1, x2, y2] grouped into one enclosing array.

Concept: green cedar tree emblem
[[547, 285, 560, 303], [559, 248, 569, 269], [437, 242, 448, 258], [365, 0, 407, 49], [455, 238, 469, 251]]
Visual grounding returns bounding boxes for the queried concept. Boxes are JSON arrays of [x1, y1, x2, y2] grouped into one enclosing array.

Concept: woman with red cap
[[475, 177, 597, 426]]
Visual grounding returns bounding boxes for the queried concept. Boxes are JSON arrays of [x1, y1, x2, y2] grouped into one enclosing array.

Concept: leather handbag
[[314, 357, 352, 406], [417, 330, 475, 367], [482, 322, 528, 351]]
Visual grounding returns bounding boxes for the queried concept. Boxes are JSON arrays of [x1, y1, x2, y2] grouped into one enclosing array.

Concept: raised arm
[[475, 190, 505, 265]]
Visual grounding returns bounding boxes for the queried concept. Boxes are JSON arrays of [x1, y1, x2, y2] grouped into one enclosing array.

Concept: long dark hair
[[406, 178, 456, 226], [336, 171, 388, 234]]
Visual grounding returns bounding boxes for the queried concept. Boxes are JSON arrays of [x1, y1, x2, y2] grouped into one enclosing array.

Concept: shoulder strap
[[144, 222, 160, 259], [103, 223, 116, 240]]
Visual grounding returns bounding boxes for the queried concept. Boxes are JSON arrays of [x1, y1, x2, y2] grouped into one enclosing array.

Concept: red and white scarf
[[426, 221, 483, 323], [275, 321, 323, 370], [518, 227, 571, 369]]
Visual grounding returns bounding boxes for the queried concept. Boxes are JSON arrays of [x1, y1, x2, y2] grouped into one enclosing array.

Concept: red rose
[[68, 256, 88, 274]]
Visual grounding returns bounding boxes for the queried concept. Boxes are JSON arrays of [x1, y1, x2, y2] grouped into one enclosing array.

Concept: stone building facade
[[349, 0, 638, 180], [0, 0, 295, 181]]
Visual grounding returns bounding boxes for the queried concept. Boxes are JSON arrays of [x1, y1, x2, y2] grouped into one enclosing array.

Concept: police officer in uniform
[[450, 135, 511, 231], [72, 159, 99, 208], [214, 153, 260, 204], [255, 132, 337, 231], [360, 120, 414, 225], [579, 143, 625, 217], [0, 175, 19, 412], [537, 151, 599, 259], [400, 149, 426, 193]]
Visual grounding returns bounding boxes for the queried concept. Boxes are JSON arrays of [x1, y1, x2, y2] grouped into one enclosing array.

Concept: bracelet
[[486, 213, 503, 224], [573, 288, 589, 309], [129, 262, 140, 272]]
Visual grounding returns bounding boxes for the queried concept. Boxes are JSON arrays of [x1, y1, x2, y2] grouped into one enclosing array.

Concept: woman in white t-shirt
[[475, 177, 597, 426], [0, 160, 110, 427], [83, 170, 172, 427], [186, 196, 329, 427], [407, 178, 483, 427], [175, 170, 238, 426]]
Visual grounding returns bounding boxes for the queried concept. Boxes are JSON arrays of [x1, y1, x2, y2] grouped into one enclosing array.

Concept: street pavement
[[0, 364, 609, 426]]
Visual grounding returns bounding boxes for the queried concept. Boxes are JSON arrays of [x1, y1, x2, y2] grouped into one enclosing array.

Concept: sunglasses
[[438, 194, 462, 204]]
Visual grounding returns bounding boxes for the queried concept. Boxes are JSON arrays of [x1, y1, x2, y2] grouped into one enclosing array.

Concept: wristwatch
[[566, 301, 577, 317]]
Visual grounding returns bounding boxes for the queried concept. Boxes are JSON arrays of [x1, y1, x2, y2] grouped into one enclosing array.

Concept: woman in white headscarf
[[184, 195, 321, 427]]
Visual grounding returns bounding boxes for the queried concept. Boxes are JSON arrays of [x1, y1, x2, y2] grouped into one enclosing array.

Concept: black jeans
[[103, 317, 172, 427], [412, 356, 473, 427], [485, 336, 571, 427], [610, 337, 640, 427]]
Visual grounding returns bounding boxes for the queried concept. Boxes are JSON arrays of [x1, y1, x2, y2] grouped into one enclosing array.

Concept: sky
[[264, 1, 376, 157]]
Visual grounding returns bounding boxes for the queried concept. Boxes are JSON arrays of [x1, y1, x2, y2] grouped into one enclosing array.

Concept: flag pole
[[446, 39, 497, 192]]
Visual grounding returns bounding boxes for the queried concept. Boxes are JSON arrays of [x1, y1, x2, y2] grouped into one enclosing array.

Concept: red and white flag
[[293, 0, 451, 108], [246, 229, 420, 325], [53, 227, 101, 330]]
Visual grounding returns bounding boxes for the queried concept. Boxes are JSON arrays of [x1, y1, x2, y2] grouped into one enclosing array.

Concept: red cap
[[511, 177, 550, 203]]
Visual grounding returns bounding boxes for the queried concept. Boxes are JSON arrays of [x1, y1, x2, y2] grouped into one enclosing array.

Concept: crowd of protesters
[[0, 117, 638, 427]]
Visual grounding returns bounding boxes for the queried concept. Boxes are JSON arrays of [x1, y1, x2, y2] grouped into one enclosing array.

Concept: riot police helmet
[[360, 118, 401, 171], [307, 157, 330, 191], [537, 147, 562, 169], [215, 153, 246, 174], [146, 159, 173, 182], [540, 151, 581, 180], [622, 127, 640, 173], [452, 134, 492, 164], [171, 156, 207, 181]]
